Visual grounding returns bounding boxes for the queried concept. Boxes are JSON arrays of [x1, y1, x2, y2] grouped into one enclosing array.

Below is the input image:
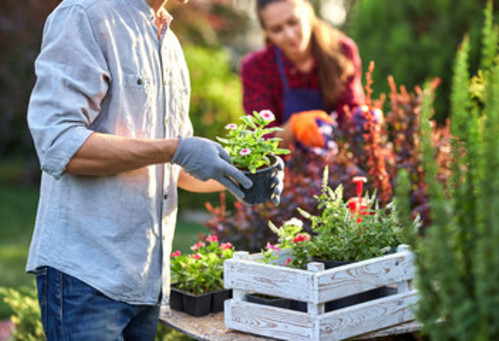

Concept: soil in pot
[[240, 156, 278, 205], [182, 291, 213, 317], [246, 293, 291, 309], [211, 289, 232, 313]]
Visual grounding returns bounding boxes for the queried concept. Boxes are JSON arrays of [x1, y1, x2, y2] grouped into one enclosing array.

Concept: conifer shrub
[[399, 2, 499, 338]]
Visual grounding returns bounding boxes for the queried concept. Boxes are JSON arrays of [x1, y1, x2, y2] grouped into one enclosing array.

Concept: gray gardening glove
[[172, 136, 253, 201], [270, 156, 285, 206]]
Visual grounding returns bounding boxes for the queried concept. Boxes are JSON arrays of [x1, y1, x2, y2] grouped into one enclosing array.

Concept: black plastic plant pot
[[326, 286, 397, 312], [246, 293, 291, 309], [241, 156, 278, 206], [182, 291, 213, 317], [290, 299, 308, 312], [211, 289, 232, 313], [169, 286, 185, 312], [311, 258, 351, 269]]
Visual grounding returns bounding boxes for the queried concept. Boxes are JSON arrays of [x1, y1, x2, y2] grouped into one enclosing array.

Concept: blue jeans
[[35, 267, 160, 340]]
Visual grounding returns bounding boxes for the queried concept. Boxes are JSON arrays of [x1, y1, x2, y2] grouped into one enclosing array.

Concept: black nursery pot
[[182, 291, 213, 317], [246, 293, 291, 309], [241, 156, 279, 206], [169, 286, 185, 312], [211, 289, 232, 313]]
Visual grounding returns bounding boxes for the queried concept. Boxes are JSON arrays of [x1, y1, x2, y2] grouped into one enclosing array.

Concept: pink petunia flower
[[225, 123, 237, 130], [266, 243, 280, 252], [171, 250, 181, 257], [240, 148, 251, 156], [206, 235, 218, 243], [221, 242, 233, 250], [259, 110, 275, 121], [190, 253, 202, 260], [190, 241, 205, 251]]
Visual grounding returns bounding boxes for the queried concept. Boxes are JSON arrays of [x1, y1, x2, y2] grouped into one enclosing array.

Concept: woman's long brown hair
[[256, 0, 354, 109]]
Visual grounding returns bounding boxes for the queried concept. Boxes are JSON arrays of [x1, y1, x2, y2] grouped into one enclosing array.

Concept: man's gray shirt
[[26, 0, 192, 306]]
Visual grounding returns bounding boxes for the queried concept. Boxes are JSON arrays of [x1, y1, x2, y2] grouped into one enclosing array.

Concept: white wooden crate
[[224, 245, 418, 341]]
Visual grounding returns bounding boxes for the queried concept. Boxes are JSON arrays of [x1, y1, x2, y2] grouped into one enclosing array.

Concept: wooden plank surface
[[160, 307, 421, 341], [225, 300, 315, 341], [316, 252, 415, 302], [224, 259, 314, 302], [225, 250, 415, 304], [160, 308, 275, 341], [318, 290, 419, 340]]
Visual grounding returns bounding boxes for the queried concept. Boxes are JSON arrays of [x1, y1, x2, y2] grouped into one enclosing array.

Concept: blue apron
[[275, 47, 326, 122]]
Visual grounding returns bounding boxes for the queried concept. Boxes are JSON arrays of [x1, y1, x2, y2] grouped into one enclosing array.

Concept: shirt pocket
[[120, 73, 153, 137]]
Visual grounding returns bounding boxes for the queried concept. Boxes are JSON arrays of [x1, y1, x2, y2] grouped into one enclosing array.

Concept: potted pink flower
[[216, 110, 290, 205], [170, 235, 235, 316]]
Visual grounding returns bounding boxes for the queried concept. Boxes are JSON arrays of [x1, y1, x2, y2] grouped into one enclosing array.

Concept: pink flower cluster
[[190, 241, 205, 251], [266, 243, 280, 251], [293, 234, 310, 243]]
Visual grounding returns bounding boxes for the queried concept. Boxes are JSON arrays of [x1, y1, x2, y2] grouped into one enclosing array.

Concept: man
[[26, 0, 281, 339]]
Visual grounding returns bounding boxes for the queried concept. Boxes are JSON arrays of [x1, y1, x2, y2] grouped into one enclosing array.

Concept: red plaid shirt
[[241, 35, 365, 126]]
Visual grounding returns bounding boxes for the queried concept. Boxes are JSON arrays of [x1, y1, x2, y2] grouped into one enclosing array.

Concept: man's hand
[[289, 110, 336, 148], [172, 136, 253, 201]]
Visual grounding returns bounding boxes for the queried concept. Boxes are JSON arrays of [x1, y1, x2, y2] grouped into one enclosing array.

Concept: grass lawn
[[0, 181, 208, 332]]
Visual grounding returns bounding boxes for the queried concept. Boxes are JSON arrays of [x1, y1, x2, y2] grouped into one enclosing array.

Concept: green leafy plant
[[267, 218, 310, 269], [216, 110, 290, 173], [255, 218, 310, 268], [298, 167, 404, 262], [405, 2, 499, 339], [170, 235, 234, 295], [0, 284, 45, 341], [257, 243, 280, 265]]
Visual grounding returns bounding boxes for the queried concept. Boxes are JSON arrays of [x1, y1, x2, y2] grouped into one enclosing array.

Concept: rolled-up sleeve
[[28, 4, 110, 179]]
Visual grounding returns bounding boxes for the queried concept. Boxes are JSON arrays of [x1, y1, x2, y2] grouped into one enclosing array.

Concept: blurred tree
[[166, 0, 249, 48], [348, 0, 499, 123], [183, 46, 243, 140]]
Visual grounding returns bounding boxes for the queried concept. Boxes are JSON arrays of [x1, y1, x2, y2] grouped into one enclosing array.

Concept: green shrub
[[183, 45, 243, 140], [404, 2, 499, 339], [349, 0, 498, 122], [0, 284, 44, 341]]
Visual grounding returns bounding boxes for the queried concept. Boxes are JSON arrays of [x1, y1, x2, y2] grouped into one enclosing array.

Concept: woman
[[241, 0, 365, 149]]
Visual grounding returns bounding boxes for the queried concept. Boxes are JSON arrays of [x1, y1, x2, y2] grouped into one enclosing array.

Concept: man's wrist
[[159, 137, 180, 164]]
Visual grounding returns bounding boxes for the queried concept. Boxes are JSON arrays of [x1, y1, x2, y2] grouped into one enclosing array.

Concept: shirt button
[[137, 78, 143, 85], [163, 194, 168, 200], [163, 81, 167, 86]]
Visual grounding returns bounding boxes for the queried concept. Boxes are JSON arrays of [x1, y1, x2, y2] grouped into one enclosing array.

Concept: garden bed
[[223, 245, 418, 341]]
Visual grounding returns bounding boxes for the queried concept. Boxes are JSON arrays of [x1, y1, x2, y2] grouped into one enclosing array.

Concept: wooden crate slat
[[317, 290, 418, 341], [225, 259, 315, 301], [224, 246, 419, 340], [225, 299, 315, 341], [317, 251, 415, 302]]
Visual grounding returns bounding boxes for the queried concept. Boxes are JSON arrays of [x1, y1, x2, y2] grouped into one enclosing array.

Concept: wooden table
[[160, 309, 421, 341]]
